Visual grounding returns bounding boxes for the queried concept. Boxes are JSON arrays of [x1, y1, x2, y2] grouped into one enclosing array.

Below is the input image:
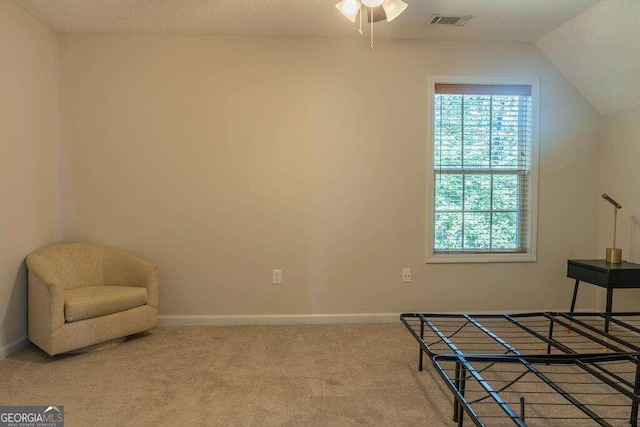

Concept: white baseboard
[[158, 308, 600, 327], [0, 335, 29, 361], [158, 313, 400, 326]]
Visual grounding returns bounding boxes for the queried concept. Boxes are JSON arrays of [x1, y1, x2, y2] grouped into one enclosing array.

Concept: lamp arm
[[602, 193, 622, 209]]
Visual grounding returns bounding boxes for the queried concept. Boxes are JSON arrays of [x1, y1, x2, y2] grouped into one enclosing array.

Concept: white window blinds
[[433, 83, 533, 254]]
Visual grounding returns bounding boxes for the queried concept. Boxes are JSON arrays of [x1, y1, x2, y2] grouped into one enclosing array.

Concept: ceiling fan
[[335, 0, 408, 48], [335, 0, 408, 23]]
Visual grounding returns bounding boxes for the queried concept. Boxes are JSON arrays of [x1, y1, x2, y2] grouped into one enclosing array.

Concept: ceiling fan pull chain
[[359, 6, 363, 35], [370, 7, 374, 49]]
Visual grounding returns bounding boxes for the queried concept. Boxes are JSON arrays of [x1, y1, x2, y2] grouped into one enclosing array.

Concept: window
[[426, 77, 539, 263]]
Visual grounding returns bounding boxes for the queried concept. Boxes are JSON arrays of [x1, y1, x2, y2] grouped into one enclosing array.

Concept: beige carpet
[[0, 324, 454, 426]]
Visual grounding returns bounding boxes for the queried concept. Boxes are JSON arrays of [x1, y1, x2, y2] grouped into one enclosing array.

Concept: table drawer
[[567, 264, 608, 287]]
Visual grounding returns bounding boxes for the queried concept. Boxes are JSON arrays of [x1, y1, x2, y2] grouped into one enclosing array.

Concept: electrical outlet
[[272, 269, 282, 285], [402, 268, 411, 283]]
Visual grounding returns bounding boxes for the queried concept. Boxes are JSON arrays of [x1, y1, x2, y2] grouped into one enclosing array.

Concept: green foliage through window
[[433, 88, 532, 253]]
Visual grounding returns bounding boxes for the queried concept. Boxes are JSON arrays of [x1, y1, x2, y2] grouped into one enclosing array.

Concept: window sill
[[426, 252, 537, 264]]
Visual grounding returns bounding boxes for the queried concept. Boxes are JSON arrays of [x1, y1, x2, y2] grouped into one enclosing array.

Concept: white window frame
[[425, 76, 540, 264]]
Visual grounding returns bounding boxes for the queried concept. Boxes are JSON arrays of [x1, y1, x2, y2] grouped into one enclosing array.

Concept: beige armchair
[[26, 243, 158, 356]]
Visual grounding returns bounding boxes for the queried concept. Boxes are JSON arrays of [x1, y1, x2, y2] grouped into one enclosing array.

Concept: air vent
[[428, 15, 472, 26]]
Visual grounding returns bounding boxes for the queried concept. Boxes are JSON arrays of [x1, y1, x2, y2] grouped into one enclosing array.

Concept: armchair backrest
[[28, 243, 107, 290]]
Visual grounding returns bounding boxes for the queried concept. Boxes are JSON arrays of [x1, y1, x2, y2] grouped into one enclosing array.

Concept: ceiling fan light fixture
[[335, 0, 361, 22], [381, 0, 408, 22], [361, 0, 385, 7], [335, 0, 408, 49]]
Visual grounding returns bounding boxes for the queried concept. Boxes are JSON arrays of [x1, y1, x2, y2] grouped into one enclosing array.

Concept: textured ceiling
[[537, 0, 640, 115], [12, 0, 600, 43]]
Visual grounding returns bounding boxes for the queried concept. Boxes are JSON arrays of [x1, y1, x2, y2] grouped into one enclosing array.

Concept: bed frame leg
[[631, 360, 640, 427], [458, 365, 466, 427], [546, 319, 554, 365], [453, 361, 460, 422], [419, 320, 424, 371]]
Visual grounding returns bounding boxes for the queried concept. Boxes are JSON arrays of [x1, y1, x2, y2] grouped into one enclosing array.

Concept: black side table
[[567, 259, 640, 332]]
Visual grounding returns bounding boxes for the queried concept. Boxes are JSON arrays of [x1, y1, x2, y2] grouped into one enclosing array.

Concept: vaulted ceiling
[[536, 0, 640, 115], [12, 0, 640, 115]]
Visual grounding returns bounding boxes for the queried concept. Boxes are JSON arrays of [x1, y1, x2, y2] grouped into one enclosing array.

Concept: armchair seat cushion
[[64, 285, 148, 322]]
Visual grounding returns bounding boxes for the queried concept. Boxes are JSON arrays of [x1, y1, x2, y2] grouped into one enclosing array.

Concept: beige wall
[[58, 34, 601, 317], [597, 104, 640, 310], [0, 1, 59, 350]]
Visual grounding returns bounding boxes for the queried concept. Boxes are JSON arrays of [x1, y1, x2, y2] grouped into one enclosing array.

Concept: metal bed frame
[[401, 312, 640, 426]]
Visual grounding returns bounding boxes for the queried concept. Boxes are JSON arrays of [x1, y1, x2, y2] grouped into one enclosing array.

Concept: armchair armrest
[[26, 254, 65, 333], [102, 248, 158, 309]]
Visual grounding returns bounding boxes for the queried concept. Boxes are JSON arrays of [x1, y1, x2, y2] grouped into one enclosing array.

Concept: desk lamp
[[602, 193, 622, 263]]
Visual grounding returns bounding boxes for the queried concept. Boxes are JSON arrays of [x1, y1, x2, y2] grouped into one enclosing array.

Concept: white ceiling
[[537, 0, 640, 115], [12, 0, 600, 43]]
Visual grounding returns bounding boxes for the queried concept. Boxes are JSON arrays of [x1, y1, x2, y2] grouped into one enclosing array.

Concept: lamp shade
[[381, 0, 408, 22], [335, 0, 361, 23]]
